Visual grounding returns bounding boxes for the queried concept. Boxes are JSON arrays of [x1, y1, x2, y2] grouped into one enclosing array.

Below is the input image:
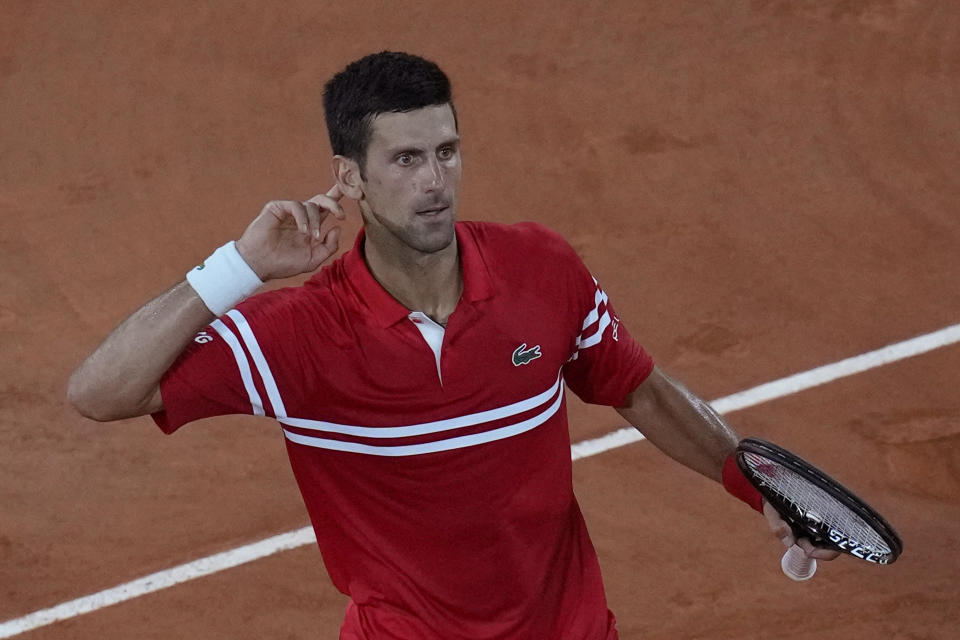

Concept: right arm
[[67, 187, 345, 422], [67, 283, 213, 421]]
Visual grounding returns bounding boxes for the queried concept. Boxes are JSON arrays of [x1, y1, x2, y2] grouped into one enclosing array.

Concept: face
[[355, 104, 461, 257]]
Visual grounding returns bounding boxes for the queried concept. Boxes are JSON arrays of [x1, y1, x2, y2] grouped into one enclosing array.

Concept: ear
[[332, 155, 364, 200]]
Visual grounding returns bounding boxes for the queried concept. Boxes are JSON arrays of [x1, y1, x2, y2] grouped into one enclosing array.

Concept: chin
[[415, 232, 456, 254], [410, 224, 456, 254]]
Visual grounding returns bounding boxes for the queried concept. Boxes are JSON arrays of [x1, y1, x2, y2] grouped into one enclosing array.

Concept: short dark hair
[[323, 51, 456, 169]]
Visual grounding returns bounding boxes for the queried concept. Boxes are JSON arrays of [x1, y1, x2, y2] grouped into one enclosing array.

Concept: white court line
[[0, 529, 317, 639], [571, 322, 960, 460], [3, 322, 960, 638]]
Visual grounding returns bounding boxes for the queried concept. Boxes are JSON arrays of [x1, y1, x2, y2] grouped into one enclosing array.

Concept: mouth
[[415, 204, 450, 216]]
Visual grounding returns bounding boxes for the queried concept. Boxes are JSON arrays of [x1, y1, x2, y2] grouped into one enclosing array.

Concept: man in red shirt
[[69, 52, 836, 639]]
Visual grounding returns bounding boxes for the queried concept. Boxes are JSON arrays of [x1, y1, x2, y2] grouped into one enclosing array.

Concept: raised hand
[[236, 185, 347, 281]]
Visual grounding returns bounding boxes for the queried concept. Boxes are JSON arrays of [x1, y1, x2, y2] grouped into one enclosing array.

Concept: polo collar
[[344, 223, 495, 328]]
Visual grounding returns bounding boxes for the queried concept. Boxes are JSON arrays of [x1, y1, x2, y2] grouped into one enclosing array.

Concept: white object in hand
[[781, 544, 817, 581]]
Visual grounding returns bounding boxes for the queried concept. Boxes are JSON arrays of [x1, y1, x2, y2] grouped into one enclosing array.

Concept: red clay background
[[2, 1, 959, 638]]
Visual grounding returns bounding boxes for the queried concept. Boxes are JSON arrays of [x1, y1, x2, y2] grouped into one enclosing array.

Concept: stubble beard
[[365, 203, 457, 258]]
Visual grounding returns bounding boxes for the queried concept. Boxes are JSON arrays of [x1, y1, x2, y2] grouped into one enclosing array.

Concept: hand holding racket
[[724, 438, 903, 581], [762, 500, 840, 579]]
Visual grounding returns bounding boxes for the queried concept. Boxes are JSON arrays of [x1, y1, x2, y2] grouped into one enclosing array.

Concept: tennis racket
[[735, 438, 903, 581]]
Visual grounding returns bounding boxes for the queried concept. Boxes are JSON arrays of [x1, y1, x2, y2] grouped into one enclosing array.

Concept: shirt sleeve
[[561, 244, 654, 407], [151, 292, 293, 434]]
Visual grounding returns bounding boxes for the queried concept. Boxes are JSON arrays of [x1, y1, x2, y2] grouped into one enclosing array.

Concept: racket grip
[[781, 544, 817, 581]]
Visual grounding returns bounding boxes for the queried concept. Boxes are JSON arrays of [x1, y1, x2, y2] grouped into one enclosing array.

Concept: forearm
[[615, 366, 739, 482], [69, 192, 344, 422], [68, 281, 213, 421]]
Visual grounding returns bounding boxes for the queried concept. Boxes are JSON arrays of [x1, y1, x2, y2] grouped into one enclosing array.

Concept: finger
[[306, 190, 346, 220], [307, 226, 341, 270], [321, 225, 341, 256], [810, 548, 842, 561], [762, 501, 795, 547], [271, 200, 309, 234], [796, 537, 842, 561], [304, 201, 322, 239], [775, 527, 795, 548]]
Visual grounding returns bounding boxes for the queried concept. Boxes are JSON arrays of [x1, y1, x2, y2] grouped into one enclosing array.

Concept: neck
[[362, 229, 462, 325]]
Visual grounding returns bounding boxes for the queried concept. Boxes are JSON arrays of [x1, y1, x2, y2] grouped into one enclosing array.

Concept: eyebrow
[[386, 136, 461, 156]]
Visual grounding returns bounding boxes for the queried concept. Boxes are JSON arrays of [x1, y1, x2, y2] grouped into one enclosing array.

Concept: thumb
[[763, 501, 796, 547], [322, 225, 341, 254], [307, 226, 341, 270]]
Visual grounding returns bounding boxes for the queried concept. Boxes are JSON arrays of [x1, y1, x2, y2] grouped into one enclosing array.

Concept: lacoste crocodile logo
[[512, 343, 542, 366]]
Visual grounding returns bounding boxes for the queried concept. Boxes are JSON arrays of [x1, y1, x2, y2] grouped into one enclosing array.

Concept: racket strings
[[742, 453, 892, 555]]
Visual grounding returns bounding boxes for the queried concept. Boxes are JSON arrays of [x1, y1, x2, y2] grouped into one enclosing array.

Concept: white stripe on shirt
[[579, 310, 611, 350], [226, 309, 288, 419], [280, 371, 563, 438], [210, 319, 265, 416], [281, 380, 565, 456], [580, 284, 609, 332], [571, 278, 612, 359]]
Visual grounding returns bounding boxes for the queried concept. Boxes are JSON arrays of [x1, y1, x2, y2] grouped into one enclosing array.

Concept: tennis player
[[69, 51, 836, 639]]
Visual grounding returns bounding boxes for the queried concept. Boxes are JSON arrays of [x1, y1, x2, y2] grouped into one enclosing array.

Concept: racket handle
[[781, 544, 817, 581]]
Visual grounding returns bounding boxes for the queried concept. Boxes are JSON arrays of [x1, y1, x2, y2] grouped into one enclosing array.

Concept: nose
[[424, 156, 445, 191]]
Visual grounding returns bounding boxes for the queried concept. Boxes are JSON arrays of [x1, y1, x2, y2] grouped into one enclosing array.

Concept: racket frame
[[735, 437, 902, 564]]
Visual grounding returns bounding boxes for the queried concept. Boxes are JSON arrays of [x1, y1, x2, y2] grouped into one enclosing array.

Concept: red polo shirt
[[154, 221, 654, 639]]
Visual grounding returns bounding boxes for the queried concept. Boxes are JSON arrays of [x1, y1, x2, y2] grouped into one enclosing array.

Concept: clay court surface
[[2, 1, 959, 638]]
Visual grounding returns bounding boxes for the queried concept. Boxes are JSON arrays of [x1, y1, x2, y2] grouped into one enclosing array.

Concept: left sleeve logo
[[512, 343, 542, 366], [194, 330, 215, 344]]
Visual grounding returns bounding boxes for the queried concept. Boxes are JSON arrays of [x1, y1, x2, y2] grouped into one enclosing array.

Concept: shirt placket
[[408, 312, 446, 385]]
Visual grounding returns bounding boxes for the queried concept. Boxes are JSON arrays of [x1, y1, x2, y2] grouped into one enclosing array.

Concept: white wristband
[[186, 241, 263, 316]]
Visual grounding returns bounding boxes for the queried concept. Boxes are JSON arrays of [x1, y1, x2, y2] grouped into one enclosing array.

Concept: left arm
[[618, 365, 842, 560], [615, 365, 737, 482]]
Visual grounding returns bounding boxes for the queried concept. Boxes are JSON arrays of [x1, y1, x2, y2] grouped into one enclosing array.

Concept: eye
[[437, 146, 456, 161], [396, 152, 414, 166]]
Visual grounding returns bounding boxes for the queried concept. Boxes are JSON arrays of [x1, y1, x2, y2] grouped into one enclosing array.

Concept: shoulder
[[459, 220, 579, 263], [230, 285, 309, 328], [233, 254, 351, 332]]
